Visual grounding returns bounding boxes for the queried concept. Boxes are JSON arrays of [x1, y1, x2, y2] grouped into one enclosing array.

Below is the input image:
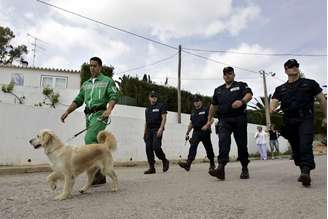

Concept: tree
[[142, 74, 148, 82], [0, 26, 28, 65], [118, 74, 212, 113], [247, 95, 283, 129], [1, 82, 25, 104]]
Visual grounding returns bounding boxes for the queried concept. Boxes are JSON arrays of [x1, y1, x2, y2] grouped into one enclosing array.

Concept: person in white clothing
[[254, 126, 267, 160]]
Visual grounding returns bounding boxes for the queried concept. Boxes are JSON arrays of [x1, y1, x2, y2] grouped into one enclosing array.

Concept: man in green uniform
[[60, 57, 119, 185]]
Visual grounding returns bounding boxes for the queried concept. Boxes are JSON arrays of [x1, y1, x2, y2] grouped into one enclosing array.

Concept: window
[[11, 73, 24, 86], [41, 75, 68, 89]]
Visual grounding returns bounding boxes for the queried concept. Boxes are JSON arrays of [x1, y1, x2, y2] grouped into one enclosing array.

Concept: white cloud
[[0, 1, 12, 27], [17, 18, 130, 68], [1, 0, 324, 98], [228, 5, 261, 35], [49, 0, 260, 40], [205, 20, 226, 37]]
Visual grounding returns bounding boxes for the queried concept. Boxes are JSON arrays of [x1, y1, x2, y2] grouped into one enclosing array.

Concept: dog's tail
[[97, 131, 117, 151]]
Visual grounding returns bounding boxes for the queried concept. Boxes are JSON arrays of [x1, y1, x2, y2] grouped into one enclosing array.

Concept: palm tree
[[247, 95, 283, 128], [248, 94, 282, 113]]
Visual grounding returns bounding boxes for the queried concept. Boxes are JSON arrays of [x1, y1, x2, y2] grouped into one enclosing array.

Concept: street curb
[[0, 159, 210, 175], [0, 154, 325, 175]]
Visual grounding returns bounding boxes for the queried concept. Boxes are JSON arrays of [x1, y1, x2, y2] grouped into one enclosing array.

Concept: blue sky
[[0, 0, 326, 99]]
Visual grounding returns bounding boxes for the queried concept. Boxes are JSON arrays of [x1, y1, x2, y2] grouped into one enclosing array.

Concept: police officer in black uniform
[[143, 91, 170, 174], [178, 94, 216, 172], [205, 66, 253, 180], [270, 59, 327, 187]]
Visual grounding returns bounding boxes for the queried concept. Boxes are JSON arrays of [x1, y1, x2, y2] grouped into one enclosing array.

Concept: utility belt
[[193, 126, 208, 132], [84, 105, 107, 115], [284, 108, 313, 119], [218, 111, 246, 119]]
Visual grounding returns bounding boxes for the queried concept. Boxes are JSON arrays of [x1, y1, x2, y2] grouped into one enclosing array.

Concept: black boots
[[162, 159, 170, 172], [144, 165, 156, 174], [92, 169, 106, 185], [209, 162, 249, 180], [178, 160, 192, 171], [209, 159, 215, 172], [209, 162, 226, 180], [178, 159, 215, 172], [240, 166, 250, 179], [144, 160, 169, 174], [298, 166, 311, 186]]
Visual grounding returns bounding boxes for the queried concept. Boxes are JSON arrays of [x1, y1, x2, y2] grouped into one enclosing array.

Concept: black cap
[[284, 59, 299, 69], [192, 94, 202, 102], [223, 66, 234, 74], [149, 91, 158, 97]]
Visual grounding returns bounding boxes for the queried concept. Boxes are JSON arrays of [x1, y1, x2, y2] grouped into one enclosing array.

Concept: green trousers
[[84, 112, 107, 144]]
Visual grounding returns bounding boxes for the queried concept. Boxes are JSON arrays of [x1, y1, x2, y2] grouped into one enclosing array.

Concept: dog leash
[[65, 117, 112, 143]]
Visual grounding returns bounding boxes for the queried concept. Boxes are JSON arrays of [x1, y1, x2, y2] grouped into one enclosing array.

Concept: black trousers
[[282, 117, 315, 170], [145, 128, 167, 165], [187, 130, 215, 162], [217, 114, 249, 166]]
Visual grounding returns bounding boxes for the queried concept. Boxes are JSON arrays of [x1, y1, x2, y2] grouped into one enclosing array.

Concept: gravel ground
[[0, 156, 326, 219]]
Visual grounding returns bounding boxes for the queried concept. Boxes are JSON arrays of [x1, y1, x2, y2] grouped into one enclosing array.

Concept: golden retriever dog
[[29, 129, 118, 200]]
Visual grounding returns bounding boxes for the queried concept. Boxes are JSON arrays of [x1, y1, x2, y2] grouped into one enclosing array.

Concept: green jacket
[[73, 73, 119, 109]]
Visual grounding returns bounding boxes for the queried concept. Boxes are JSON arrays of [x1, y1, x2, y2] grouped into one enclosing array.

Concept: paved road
[[0, 156, 326, 219]]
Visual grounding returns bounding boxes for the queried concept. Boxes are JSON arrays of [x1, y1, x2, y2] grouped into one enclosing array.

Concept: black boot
[[240, 166, 249, 179], [92, 169, 106, 186], [178, 160, 192, 171], [299, 166, 311, 186], [162, 159, 170, 172], [144, 165, 156, 174], [209, 159, 215, 172], [209, 162, 226, 180]]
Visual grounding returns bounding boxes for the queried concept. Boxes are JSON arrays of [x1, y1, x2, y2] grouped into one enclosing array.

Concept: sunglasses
[[150, 95, 157, 98]]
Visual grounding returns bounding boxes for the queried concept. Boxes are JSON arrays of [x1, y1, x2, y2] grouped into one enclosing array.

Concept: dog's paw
[[50, 184, 57, 191], [79, 189, 86, 194], [111, 187, 118, 192], [54, 193, 71, 200]]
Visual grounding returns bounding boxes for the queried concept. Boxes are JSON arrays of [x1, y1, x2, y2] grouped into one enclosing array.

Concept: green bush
[[118, 75, 212, 114]]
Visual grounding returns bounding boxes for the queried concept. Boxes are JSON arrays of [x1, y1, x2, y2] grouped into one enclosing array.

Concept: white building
[[0, 64, 80, 89]]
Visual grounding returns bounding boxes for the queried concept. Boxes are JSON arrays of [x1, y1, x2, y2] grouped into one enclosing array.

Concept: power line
[[115, 52, 178, 75], [35, 1, 300, 87], [182, 49, 259, 74], [182, 49, 287, 83], [36, 0, 178, 51], [183, 47, 327, 57]]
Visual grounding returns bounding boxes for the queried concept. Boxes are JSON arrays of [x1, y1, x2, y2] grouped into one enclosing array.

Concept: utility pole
[[259, 70, 275, 130], [177, 45, 182, 123]]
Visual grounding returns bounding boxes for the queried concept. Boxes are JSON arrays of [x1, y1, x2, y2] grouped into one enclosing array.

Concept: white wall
[[0, 65, 80, 89], [0, 101, 289, 165], [0, 86, 80, 106]]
